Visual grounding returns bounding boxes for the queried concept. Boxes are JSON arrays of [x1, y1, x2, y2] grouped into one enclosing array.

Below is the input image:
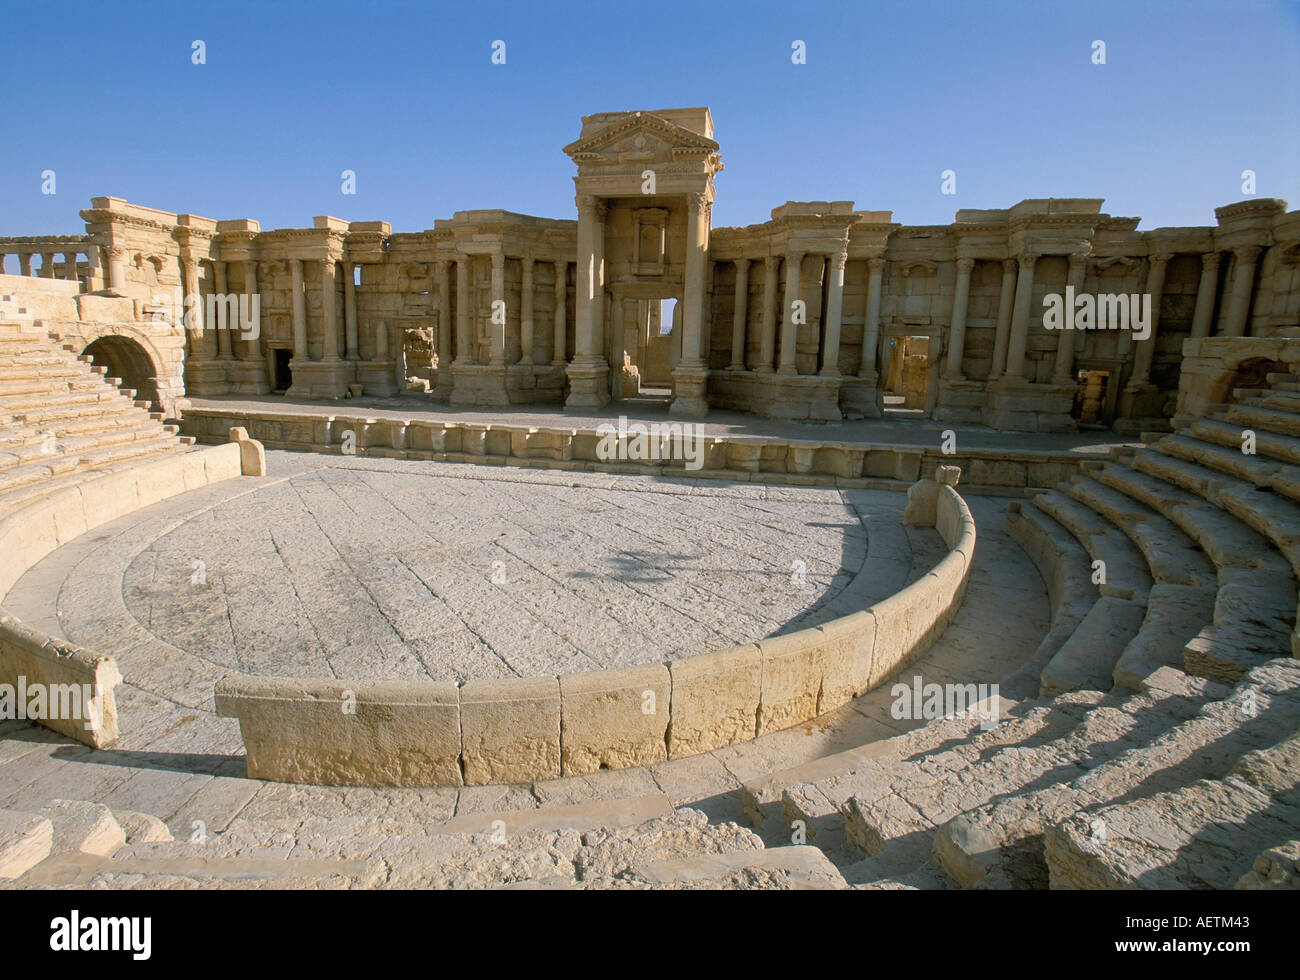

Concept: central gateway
[[561, 109, 723, 415]]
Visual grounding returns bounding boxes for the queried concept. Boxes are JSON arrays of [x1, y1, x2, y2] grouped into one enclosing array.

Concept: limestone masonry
[[0, 107, 1297, 893]]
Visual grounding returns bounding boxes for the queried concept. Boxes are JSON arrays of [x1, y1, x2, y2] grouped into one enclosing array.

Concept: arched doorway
[[82, 336, 163, 413]]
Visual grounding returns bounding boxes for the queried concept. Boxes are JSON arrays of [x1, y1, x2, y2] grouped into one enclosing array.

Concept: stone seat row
[[0, 324, 195, 515], [736, 375, 1300, 888]]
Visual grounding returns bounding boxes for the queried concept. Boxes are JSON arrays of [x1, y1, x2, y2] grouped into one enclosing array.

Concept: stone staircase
[[0, 320, 195, 515], [734, 374, 1300, 889]]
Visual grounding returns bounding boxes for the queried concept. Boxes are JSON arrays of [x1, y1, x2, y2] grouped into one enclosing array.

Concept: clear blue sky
[[1, 0, 1296, 239]]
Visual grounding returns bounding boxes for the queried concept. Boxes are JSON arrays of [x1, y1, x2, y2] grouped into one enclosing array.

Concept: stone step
[[1000, 501, 1100, 700], [933, 661, 1287, 888], [1236, 388, 1300, 413], [742, 700, 1014, 826], [779, 693, 1106, 861], [1061, 474, 1216, 588], [1174, 417, 1300, 468], [1040, 595, 1147, 695], [1235, 839, 1300, 889], [1045, 716, 1300, 889], [1112, 583, 1216, 690], [1029, 489, 1152, 601], [0, 393, 132, 423], [0, 809, 52, 881], [1227, 401, 1300, 440], [0, 409, 157, 449], [0, 444, 193, 515], [0, 421, 174, 469], [1152, 433, 1282, 489], [0, 436, 184, 505], [0, 375, 105, 398]]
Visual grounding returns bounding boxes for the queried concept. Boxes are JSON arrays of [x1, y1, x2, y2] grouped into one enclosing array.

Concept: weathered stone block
[[460, 677, 561, 785], [559, 664, 669, 774], [668, 643, 761, 758]]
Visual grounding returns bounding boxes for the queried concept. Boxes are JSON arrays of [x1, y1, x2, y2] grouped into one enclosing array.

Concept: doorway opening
[[273, 349, 293, 392], [883, 335, 931, 416], [1072, 370, 1111, 426], [82, 336, 162, 413]]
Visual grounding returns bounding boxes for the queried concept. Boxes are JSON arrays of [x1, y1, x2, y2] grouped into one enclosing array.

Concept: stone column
[[290, 259, 308, 359], [1223, 245, 1261, 338], [679, 193, 709, 367], [244, 260, 262, 359], [375, 317, 389, 358], [574, 196, 600, 360], [757, 256, 779, 372], [944, 256, 975, 381], [1004, 252, 1038, 381], [39, 252, 55, 279], [489, 250, 506, 365], [989, 258, 1017, 379], [778, 250, 803, 375], [519, 257, 535, 364], [321, 259, 340, 361], [455, 255, 473, 363], [1052, 254, 1087, 384], [729, 258, 750, 370], [182, 257, 204, 355], [859, 256, 884, 379], [552, 260, 567, 365], [64, 252, 79, 282], [18, 253, 32, 277], [214, 261, 233, 359], [1127, 252, 1170, 388], [344, 262, 359, 360], [436, 259, 452, 365], [820, 246, 847, 377], [1190, 251, 1221, 340]]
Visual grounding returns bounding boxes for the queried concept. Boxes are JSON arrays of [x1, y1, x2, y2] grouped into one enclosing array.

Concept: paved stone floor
[[21, 452, 874, 681], [0, 452, 1049, 837]]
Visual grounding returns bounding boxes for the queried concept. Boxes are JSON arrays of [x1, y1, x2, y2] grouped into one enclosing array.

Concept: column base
[[565, 358, 611, 410], [1114, 382, 1172, 437], [225, 359, 271, 396], [838, 373, 882, 419], [356, 360, 398, 398], [183, 360, 232, 396], [981, 377, 1078, 432], [932, 378, 986, 424], [449, 363, 510, 407], [669, 363, 710, 417], [286, 359, 354, 400]]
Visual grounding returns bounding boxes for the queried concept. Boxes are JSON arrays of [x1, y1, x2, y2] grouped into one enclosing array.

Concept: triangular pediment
[[563, 111, 719, 159]]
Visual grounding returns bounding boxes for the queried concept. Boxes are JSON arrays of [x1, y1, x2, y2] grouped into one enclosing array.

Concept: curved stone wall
[[0, 441, 252, 747], [213, 477, 977, 787]]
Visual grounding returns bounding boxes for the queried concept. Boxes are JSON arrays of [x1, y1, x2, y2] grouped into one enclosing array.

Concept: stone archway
[[83, 335, 163, 413]]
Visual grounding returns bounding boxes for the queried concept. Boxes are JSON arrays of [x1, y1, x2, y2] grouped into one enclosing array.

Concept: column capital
[[1234, 244, 1263, 263], [1018, 251, 1039, 269], [1201, 250, 1221, 271], [1001, 257, 1017, 274], [1067, 252, 1087, 272], [867, 255, 886, 274], [954, 256, 975, 274], [734, 256, 751, 272], [491, 250, 505, 270], [830, 243, 849, 269], [686, 190, 709, 213], [1149, 251, 1174, 266], [787, 249, 805, 264]]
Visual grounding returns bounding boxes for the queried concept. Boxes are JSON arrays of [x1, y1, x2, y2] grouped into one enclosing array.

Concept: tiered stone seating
[[737, 374, 1300, 889], [0, 322, 194, 514]]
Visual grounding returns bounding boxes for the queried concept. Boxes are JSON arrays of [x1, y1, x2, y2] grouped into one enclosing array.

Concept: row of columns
[[1, 250, 87, 281], [721, 242, 1263, 390], [451, 253, 569, 368], [725, 245, 851, 377]]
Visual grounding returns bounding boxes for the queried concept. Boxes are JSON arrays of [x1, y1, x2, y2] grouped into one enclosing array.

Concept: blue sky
[[1, 0, 1296, 238]]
